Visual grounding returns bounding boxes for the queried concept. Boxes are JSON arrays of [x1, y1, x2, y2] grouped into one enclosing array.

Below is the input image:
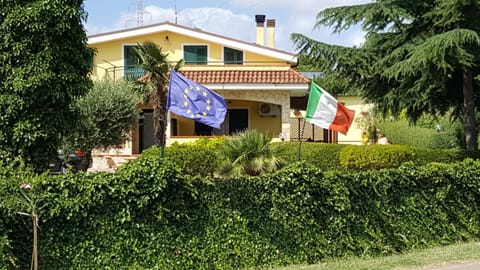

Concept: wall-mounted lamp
[[164, 35, 169, 42]]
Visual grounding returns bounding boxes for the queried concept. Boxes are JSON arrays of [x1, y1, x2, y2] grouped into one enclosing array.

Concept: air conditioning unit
[[258, 103, 280, 117]]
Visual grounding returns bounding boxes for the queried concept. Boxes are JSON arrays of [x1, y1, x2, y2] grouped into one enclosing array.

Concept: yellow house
[[88, 16, 311, 158]]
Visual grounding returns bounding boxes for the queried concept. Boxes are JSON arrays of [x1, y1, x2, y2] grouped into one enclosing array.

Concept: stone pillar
[[281, 97, 290, 141]]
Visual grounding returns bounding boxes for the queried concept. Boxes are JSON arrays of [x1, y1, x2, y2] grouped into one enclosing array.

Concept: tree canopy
[[0, 0, 94, 169], [62, 79, 142, 153], [292, 0, 480, 150]]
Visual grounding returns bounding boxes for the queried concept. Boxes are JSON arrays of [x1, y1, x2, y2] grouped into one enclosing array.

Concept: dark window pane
[[228, 109, 248, 135], [123, 45, 145, 79], [224, 47, 243, 64], [195, 121, 212, 136], [184, 45, 208, 64]]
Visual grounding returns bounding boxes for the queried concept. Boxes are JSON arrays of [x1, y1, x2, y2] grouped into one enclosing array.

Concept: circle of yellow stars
[[183, 84, 212, 118]]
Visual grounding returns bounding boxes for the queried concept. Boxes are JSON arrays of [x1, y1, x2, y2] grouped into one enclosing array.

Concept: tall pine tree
[[292, 0, 480, 150]]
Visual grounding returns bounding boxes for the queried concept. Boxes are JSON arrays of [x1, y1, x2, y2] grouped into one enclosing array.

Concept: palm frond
[[216, 130, 285, 177]]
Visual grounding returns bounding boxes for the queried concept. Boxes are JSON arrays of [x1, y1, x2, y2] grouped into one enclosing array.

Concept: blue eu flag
[[167, 70, 227, 129]]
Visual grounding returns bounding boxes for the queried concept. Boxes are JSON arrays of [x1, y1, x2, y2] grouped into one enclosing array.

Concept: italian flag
[[305, 82, 355, 135]]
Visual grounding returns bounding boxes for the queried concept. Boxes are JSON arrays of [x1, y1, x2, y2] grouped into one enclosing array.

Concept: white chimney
[[255, 14, 266, 46], [267, 19, 275, 48]]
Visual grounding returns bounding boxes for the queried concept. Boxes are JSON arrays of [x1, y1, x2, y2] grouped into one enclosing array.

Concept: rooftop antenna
[[174, 0, 178, 24], [136, 0, 144, 26], [125, 0, 151, 28]]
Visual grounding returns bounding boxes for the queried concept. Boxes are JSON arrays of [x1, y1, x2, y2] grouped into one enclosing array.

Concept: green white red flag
[[305, 82, 355, 135]]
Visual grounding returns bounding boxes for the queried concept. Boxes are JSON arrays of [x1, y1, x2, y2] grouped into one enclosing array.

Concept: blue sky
[[83, 0, 370, 51]]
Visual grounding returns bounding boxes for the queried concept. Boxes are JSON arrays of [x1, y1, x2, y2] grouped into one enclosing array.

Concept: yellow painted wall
[[89, 31, 288, 80], [230, 100, 281, 134], [173, 114, 195, 136], [169, 100, 281, 136], [337, 96, 373, 145]]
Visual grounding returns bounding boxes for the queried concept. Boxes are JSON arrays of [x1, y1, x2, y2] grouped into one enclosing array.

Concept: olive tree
[[62, 79, 142, 153]]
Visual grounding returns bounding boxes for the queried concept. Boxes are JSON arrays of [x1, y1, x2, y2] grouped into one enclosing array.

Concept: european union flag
[[167, 70, 227, 129]]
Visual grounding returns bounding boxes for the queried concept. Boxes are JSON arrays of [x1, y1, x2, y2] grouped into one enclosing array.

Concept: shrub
[[217, 130, 286, 177], [339, 144, 416, 170], [377, 118, 461, 149], [0, 235, 15, 269], [282, 142, 347, 171], [134, 138, 222, 177], [63, 79, 142, 152]]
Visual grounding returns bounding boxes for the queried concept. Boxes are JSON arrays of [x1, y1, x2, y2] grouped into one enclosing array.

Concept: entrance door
[[140, 110, 154, 152], [228, 109, 248, 135]]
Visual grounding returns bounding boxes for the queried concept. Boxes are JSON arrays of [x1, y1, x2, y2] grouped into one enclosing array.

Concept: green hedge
[[284, 142, 479, 171], [339, 144, 416, 170], [282, 142, 347, 171], [145, 139, 479, 175], [140, 137, 224, 177], [377, 118, 461, 149], [1, 157, 480, 269], [414, 148, 480, 166]]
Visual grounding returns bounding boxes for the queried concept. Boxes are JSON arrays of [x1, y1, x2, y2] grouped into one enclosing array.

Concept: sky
[[83, 0, 371, 52]]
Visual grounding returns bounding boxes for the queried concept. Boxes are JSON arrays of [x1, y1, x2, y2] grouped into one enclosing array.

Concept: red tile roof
[[182, 69, 310, 84]]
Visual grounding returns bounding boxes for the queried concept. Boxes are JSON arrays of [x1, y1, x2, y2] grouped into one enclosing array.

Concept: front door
[[140, 110, 154, 152], [228, 109, 248, 135]]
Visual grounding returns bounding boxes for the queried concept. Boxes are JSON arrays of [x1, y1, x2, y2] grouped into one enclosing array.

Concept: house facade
[[88, 16, 312, 157]]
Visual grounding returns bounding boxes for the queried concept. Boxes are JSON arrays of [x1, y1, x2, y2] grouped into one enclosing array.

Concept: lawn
[[267, 241, 480, 270]]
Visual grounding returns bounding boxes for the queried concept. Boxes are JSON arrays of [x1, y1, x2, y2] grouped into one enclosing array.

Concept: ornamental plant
[[18, 177, 42, 270], [216, 129, 287, 177]]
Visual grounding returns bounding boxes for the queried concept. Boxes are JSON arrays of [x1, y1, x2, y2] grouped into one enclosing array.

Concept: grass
[[266, 241, 480, 270]]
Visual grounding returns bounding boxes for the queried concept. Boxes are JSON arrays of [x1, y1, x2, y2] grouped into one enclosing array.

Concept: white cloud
[[228, 0, 371, 10], [226, 0, 372, 49], [85, 1, 372, 50], [178, 8, 253, 42]]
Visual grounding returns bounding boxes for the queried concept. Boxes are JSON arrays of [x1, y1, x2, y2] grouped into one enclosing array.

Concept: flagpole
[[297, 117, 307, 161]]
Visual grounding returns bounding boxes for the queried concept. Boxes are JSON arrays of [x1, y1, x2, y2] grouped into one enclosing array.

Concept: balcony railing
[[124, 66, 146, 80]]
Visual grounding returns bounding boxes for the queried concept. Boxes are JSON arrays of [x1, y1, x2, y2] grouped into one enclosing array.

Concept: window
[[194, 122, 212, 136], [123, 45, 145, 79], [184, 45, 208, 64], [170, 118, 178, 136], [224, 47, 243, 64]]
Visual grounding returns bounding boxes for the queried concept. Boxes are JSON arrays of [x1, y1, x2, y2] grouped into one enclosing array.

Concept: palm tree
[[217, 129, 286, 177], [132, 41, 183, 155]]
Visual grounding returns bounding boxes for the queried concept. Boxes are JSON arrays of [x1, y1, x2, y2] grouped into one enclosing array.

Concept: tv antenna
[[174, 0, 178, 24], [136, 0, 144, 26], [125, 0, 151, 28]]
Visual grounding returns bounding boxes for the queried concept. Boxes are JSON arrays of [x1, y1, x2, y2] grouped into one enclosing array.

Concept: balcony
[[124, 66, 146, 80]]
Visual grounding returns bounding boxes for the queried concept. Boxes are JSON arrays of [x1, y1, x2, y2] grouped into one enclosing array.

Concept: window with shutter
[[184, 45, 208, 64], [224, 47, 243, 64]]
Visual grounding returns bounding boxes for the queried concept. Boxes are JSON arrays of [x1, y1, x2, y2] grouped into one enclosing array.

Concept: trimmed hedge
[[414, 148, 480, 166], [339, 144, 416, 170], [1, 156, 480, 269], [147, 139, 480, 174], [284, 142, 479, 171], [282, 142, 347, 171], [377, 118, 461, 149], [141, 137, 224, 177]]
